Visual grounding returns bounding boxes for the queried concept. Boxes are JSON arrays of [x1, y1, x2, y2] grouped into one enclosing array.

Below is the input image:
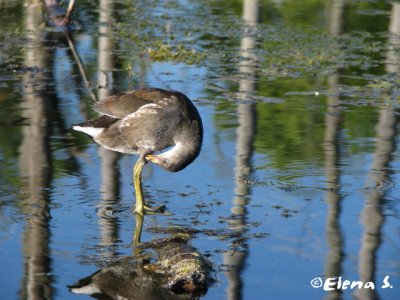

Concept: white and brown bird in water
[[73, 88, 203, 215]]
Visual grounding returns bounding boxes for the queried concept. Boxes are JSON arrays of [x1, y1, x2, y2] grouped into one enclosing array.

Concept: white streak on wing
[[130, 103, 161, 117], [72, 125, 104, 137], [119, 103, 161, 128]]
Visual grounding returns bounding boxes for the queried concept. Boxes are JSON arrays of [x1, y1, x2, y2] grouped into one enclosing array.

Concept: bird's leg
[[132, 157, 167, 215], [133, 158, 146, 215]]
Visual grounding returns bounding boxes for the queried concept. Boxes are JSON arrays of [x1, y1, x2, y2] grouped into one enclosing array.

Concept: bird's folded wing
[[117, 104, 180, 151], [73, 115, 118, 128], [94, 89, 172, 119]]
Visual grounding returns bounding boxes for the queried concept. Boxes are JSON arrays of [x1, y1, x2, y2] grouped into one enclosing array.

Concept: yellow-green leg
[[132, 158, 167, 215], [133, 158, 146, 215]]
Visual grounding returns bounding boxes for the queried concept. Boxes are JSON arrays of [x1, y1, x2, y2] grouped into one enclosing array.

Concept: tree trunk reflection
[[19, 1, 53, 299], [224, 1, 258, 299], [323, 1, 345, 299], [96, 0, 121, 257], [355, 4, 400, 299]]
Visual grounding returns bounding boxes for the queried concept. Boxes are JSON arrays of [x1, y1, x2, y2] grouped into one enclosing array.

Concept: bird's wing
[[117, 102, 181, 152], [94, 88, 177, 119], [73, 115, 118, 129]]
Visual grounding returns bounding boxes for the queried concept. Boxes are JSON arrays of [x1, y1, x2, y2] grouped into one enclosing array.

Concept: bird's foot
[[134, 204, 171, 215], [144, 204, 167, 214]]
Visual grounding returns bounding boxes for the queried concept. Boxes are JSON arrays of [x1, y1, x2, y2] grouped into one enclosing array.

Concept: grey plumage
[[73, 88, 203, 172]]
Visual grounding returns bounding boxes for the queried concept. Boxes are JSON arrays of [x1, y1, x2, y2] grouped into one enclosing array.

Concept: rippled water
[[1, 0, 400, 299]]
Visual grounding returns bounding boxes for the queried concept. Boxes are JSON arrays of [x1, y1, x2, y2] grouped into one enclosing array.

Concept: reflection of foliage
[[279, 0, 325, 27], [206, 0, 394, 169], [0, 84, 24, 189], [255, 97, 325, 168], [344, 1, 390, 32], [114, 0, 391, 81]]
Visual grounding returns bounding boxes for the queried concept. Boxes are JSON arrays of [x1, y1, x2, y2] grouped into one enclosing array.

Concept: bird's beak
[[146, 154, 158, 164]]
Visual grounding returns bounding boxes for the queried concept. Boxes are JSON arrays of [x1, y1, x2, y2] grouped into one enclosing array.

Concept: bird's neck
[[158, 132, 202, 172]]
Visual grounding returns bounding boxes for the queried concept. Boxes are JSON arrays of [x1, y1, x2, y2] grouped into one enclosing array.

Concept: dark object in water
[[68, 237, 213, 299]]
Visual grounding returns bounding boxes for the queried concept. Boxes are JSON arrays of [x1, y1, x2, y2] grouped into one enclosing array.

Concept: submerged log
[[68, 236, 213, 299]]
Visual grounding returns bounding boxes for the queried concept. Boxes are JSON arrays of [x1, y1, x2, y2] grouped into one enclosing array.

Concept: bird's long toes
[[144, 204, 171, 215]]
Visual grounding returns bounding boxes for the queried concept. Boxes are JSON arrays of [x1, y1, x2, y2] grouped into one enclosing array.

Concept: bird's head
[[146, 154, 185, 172], [146, 154, 163, 167], [146, 140, 201, 173], [146, 116, 203, 173]]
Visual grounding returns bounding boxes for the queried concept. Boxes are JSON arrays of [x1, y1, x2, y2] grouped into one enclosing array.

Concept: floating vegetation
[[271, 205, 300, 218], [147, 43, 204, 64]]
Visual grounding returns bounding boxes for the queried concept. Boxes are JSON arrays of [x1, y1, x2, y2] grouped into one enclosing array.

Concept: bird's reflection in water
[[69, 233, 213, 300], [133, 213, 144, 245]]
